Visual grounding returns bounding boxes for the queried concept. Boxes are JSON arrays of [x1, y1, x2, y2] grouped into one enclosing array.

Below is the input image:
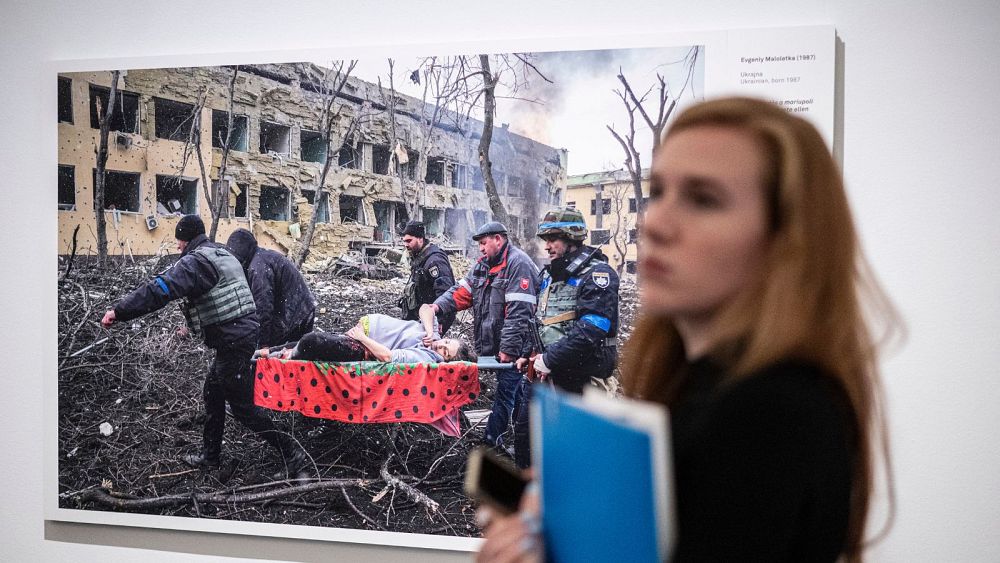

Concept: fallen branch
[[79, 479, 373, 511], [341, 486, 380, 528], [148, 468, 198, 480], [380, 457, 439, 514]]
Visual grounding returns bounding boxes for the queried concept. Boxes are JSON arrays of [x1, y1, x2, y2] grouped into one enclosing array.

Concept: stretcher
[[252, 357, 508, 437]]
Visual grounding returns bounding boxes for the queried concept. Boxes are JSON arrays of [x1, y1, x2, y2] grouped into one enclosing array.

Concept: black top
[[401, 242, 456, 333], [670, 357, 856, 562], [114, 234, 258, 349], [227, 229, 316, 346]]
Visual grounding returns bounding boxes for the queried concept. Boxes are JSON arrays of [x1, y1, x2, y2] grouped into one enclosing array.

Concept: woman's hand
[[476, 483, 542, 563]]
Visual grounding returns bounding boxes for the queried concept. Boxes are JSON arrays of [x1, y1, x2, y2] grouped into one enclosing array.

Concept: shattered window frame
[[211, 110, 249, 152], [58, 77, 73, 124], [91, 169, 141, 213], [153, 97, 197, 142], [299, 129, 327, 164], [337, 142, 361, 170], [590, 198, 612, 215], [212, 180, 249, 219], [371, 144, 392, 175], [399, 149, 420, 180], [58, 165, 75, 211], [451, 163, 468, 189], [301, 188, 331, 223], [155, 174, 199, 216], [260, 185, 291, 221], [422, 208, 444, 237], [259, 120, 291, 156], [424, 157, 446, 186], [444, 207, 470, 241], [88, 84, 140, 134], [338, 194, 363, 224]]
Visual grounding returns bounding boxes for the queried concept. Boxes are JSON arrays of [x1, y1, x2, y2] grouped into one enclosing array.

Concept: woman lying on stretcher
[[258, 311, 476, 364]]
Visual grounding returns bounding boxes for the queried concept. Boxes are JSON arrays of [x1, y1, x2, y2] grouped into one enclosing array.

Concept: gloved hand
[[532, 354, 551, 376]]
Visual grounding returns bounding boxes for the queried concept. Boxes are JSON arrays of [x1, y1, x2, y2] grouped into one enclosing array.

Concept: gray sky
[[344, 45, 705, 176]]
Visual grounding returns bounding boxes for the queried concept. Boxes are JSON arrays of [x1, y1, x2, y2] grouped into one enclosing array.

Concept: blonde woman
[[477, 97, 894, 562]]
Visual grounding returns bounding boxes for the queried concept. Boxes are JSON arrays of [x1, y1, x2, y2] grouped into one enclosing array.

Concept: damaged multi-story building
[[57, 63, 567, 268]]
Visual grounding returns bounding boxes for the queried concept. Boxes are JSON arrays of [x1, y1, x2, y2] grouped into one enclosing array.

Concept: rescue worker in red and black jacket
[[397, 221, 456, 335], [512, 207, 620, 468], [425, 221, 540, 450], [226, 228, 316, 348], [101, 215, 311, 479]]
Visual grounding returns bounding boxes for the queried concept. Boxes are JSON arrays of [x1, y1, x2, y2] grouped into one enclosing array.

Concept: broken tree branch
[[79, 479, 372, 511], [381, 456, 439, 514]]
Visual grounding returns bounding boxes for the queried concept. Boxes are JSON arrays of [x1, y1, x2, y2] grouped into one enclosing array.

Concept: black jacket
[[114, 234, 258, 349], [400, 242, 456, 334], [226, 229, 316, 347], [539, 246, 619, 390]]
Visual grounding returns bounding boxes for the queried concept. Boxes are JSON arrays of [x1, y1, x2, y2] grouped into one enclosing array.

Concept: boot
[[182, 451, 221, 469], [272, 445, 314, 481]]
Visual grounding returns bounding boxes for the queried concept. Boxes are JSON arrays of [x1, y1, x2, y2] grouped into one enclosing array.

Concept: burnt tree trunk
[[93, 70, 121, 265], [209, 66, 240, 242], [477, 55, 518, 246]]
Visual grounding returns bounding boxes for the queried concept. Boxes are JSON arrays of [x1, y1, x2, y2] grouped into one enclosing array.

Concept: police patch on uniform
[[520, 277, 530, 290], [429, 265, 440, 278], [592, 271, 610, 289]]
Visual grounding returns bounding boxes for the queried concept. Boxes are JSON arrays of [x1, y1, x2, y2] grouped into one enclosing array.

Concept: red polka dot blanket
[[254, 358, 480, 435]]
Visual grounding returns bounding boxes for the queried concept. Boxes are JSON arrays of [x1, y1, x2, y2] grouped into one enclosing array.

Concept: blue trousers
[[484, 368, 523, 447]]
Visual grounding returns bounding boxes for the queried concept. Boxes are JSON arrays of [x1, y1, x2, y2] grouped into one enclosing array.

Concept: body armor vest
[[183, 246, 256, 334], [537, 257, 603, 347]]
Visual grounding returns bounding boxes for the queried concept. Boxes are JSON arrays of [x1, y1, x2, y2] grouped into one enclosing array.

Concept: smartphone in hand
[[464, 446, 528, 515]]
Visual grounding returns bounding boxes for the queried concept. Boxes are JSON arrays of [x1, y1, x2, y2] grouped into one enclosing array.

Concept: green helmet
[[537, 207, 588, 242]]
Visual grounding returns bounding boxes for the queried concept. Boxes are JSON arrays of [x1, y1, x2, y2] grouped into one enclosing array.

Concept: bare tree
[[208, 67, 240, 241], [605, 177, 635, 275], [294, 60, 359, 268], [607, 46, 700, 221], [93, 70, 121, 265]]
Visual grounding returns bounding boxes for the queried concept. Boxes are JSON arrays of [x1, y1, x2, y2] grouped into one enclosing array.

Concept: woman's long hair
[[620, 97, 897, 562]]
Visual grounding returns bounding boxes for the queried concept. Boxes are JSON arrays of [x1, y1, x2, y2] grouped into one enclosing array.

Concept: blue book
[[532, 385, 675, 562]]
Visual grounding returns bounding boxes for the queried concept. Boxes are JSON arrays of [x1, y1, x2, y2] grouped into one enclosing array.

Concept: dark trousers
[[293, 332, 367, 361], [512, 378, 533, 469], [202, 332, 290, 460], [484, 367, 523, 448], [512, 372, 589, 469]]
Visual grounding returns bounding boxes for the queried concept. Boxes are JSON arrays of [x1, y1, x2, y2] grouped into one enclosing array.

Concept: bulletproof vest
[[400, 247, 431, 312], [182, 246, 256, 334], [537, 255, 604, 347]]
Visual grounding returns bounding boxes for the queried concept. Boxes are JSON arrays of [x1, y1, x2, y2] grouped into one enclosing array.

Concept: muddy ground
[[56, 254, 638, 537]]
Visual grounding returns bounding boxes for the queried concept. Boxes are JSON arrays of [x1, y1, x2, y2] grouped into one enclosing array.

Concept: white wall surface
[[2, 1, 998, 561]]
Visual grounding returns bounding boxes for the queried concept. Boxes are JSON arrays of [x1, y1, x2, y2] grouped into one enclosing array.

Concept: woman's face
[[639, 125, 771, 325]]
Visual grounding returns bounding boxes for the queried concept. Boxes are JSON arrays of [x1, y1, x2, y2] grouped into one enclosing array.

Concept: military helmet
[[537, 207, 588, 242]]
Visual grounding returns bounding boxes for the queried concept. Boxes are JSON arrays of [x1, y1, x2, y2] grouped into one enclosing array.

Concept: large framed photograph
[[49, 26, 834, 551]]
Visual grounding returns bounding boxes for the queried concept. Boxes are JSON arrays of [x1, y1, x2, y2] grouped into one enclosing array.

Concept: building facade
[[57, 63, 567, 267], [565, 168, 649, 273]]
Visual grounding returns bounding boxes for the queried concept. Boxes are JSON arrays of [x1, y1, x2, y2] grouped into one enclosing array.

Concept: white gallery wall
[[1, 1, 998, 561]]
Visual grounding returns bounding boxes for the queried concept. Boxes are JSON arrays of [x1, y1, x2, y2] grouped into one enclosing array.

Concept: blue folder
[[532, 385, 674, 563]]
